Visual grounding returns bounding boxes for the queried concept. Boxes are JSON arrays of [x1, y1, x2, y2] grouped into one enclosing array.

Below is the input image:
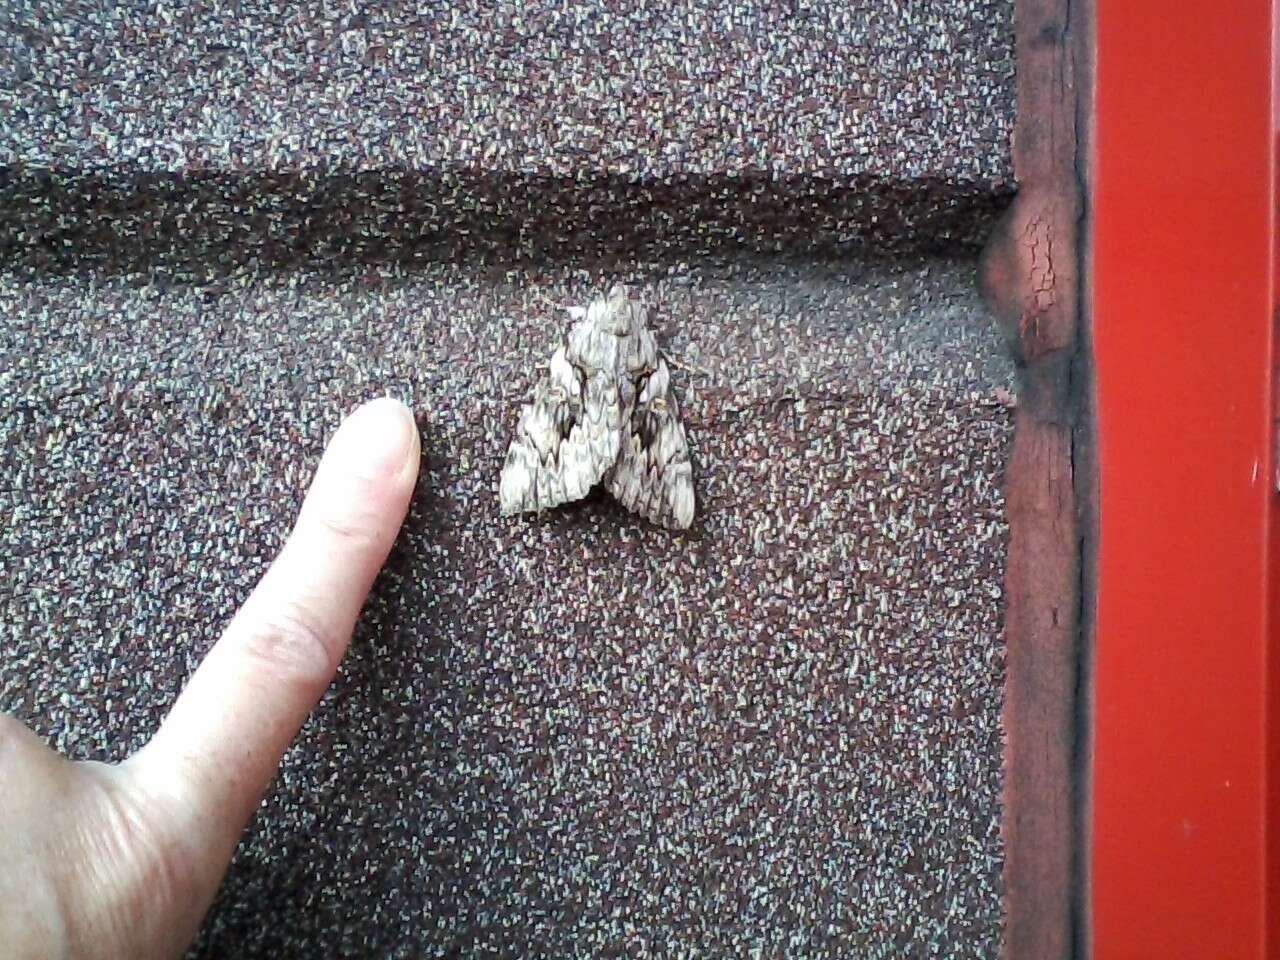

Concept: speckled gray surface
[[1, 0, 1017, 955], [0, 0, 1015, 272], [1, 258, 1012, 958], [2, 1, 1013, 178]]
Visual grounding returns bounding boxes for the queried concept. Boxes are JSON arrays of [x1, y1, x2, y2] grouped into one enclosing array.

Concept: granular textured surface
[[1, 0, 1015, 271], [1, 0, 1018, 954], [3, 0, 1013, 177], [0, 258, 1012, 958]]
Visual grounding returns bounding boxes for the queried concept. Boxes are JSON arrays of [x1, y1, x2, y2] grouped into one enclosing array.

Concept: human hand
[[0, 397, 421, 960]]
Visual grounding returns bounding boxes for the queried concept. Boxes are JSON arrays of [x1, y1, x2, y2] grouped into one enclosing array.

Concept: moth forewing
[[499, 285, 695, 530]]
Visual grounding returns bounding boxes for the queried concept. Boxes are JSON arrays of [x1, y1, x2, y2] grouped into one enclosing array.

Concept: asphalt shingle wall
[[1, 3, 1016, 956], [2, 1, 1015, 273]]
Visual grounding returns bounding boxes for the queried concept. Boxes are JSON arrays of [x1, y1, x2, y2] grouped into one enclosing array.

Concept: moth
[[499, 285, 695, 530]]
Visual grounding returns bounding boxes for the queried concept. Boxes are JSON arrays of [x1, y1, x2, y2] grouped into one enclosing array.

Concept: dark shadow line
[[0, 166, 1015, 279]]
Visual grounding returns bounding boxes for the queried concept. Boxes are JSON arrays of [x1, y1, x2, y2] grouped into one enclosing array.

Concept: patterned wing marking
[[499, 347, 624, 515], [605, 359, 695, 530]]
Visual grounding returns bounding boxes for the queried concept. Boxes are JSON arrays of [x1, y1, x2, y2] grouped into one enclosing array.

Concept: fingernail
[[331, 397, 417, 481]]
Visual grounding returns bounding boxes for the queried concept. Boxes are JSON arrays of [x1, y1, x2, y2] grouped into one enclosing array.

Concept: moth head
[[581, 285, 642, 336]]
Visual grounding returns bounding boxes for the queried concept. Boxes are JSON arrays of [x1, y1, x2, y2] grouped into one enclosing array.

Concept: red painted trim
[[1092, 2, 1276, 957], [1271, 11, 1280, 954], [1271, 7, 1280, 952]]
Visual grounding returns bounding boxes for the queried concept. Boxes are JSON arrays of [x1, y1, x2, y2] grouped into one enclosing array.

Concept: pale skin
[[0, 397, 421, 960]]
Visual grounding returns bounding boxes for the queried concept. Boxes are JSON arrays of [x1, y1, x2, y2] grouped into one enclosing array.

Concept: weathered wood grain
[[980, 0, 1093, 956]]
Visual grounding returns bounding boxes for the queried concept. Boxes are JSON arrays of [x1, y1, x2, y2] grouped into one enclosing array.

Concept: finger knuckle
[[233, 602, 339, 689], [58, 766, 201, 953], [102, 769, 198, 894], [314, 503, 387, 554]]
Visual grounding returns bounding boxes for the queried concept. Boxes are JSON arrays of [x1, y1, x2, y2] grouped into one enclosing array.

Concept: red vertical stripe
[[1092, 2, 1276, 958]]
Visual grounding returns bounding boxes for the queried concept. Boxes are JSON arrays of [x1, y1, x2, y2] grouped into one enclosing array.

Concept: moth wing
[[499, 346, 623, 516], [606, 359, 695, 530]]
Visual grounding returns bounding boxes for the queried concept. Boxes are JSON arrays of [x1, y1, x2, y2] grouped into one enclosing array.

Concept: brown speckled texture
[[0, 0, 1015, 272], [2, 1, 1013, 178], [1, 0, 1017, 956], [1, 258, 1012, 958]]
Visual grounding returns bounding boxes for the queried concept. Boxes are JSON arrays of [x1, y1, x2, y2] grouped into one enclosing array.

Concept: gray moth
[[499, 284, 695, 530]]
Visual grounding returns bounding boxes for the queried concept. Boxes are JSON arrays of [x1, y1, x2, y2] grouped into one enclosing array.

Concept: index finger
[[126, 397, 420, 860]]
